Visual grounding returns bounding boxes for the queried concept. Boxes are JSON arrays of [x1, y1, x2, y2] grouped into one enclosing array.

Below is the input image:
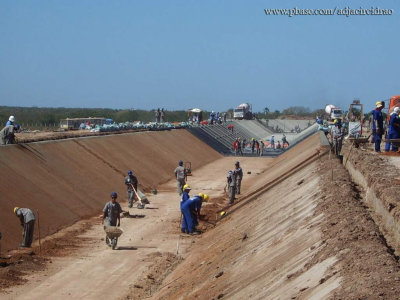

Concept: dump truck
[[325, 104, 343, 121], [233, 103, 252, 120], [387, 95, 400, 121]]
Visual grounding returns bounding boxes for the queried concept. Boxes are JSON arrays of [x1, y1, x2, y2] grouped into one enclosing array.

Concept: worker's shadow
[[116, 246, 137, 250]]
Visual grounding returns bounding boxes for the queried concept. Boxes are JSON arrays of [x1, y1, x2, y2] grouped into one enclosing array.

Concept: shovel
[[130, 184, 147, 209]]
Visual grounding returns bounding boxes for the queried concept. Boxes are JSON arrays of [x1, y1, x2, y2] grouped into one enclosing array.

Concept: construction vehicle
[[387, 95, 400, 121], [325, 104, 343, 121], [347, 99, 364, 138], [233, 103, 253, 120]]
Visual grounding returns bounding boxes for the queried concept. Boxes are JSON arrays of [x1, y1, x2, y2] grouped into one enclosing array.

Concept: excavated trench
[[2, 129, 400, 299]]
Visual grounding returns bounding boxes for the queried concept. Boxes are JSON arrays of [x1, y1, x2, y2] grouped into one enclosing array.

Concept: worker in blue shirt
[[180, 193, 209, 235], [372, 101, 384, 152], [385, 107, 400, 152], [180, 184, 191, 233]]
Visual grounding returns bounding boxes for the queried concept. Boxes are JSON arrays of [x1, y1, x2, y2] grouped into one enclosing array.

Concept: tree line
[[0, 106, 322, 129]]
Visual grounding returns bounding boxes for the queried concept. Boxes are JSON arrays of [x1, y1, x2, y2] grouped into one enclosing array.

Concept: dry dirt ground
[[2, 133, 400, 299], [0, 129, 221, 252]]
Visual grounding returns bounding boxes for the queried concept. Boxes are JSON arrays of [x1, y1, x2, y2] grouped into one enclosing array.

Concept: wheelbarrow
[[130, 184, 150, 209], [104, 226, 123, 250]]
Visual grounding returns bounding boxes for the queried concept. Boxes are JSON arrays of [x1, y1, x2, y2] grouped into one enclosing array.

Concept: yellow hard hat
[[333, 119, 338, 124], [376, 101, 383, 107], [203, 194, 209, 202], [183, 184, 191, 190], [198, 192, 204, 198], [220, 211, 226, 216], [14, 207, 20, 214]]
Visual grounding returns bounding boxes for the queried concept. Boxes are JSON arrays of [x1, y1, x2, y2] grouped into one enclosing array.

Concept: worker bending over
[[14, 207, 36, 248], [181, 193, 209, 235], [1, 124, 20, 145]]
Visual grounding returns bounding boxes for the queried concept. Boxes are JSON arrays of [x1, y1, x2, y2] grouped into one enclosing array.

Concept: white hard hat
[[394, 107, 400, 113], [9, 116, 15, 122]]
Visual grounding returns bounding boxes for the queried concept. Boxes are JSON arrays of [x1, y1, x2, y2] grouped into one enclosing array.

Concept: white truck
[[325, 104, 343, 121], [233, 103, 253, 120]]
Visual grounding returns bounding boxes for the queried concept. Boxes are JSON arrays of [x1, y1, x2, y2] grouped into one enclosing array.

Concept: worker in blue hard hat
[[125, 170, 138, 208], [102, 192, 122, 246]]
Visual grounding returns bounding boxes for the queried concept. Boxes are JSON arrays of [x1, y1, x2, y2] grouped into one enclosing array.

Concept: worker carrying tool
[[0, 124, 20, 145], [102, 192, 122, 246], [174, 160, 186, 195], [125, 170, 138, 208], [180, 193, 209, 235], [180, 184, 191, 208], [14, 207, 36, 248], [227, 170, 237, 205], [234, 161, 243, 195], [385, 107, 400, 152]]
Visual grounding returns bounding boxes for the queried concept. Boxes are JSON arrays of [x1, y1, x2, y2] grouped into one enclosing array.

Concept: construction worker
[[125, 170, 138, 208], [330, 120, 342, 155], [155, 108, 161, 123], [227, 170, 236, 204], [181, 193, 209, 234], [255, 139, 260, 155], [181, 184, 191, 207], [102, 192, 122, 246], [160, 108, 165, 122], [282, 134, 289, 147], [14, 207, 36, 248], [270, 135, 275, 149], [180, 184, 191, 233], [174, 160, 186, 195], [372, 101, 384, 152], [235, 161, 243, 195], [6, 116, 15, 126], [0, 124, 19, 145], [251, 138, 255, 153], [385, 107, 400, 152], [276, 141, 282, 149], [259, 140, 264, 156]]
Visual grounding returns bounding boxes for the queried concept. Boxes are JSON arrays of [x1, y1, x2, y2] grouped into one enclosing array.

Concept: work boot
[[189, 231, 200, 235], [19, 244, 27, 248]]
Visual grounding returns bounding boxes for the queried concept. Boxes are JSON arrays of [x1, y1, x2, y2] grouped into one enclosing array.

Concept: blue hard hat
[[179, 160, 183, 166], [128, 170, 133, 176], [111, 192, 117, 198]]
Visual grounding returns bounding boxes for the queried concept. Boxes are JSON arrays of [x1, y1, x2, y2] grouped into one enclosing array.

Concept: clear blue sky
[[1, 0, 399, 112]]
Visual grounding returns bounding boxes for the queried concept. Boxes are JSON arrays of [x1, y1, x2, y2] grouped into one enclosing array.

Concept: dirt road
[[4, 154, 271, 299]]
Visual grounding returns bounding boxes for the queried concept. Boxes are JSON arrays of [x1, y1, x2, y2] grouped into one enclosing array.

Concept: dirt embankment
[[151, 150, 400, 299], [342, 143, 400, 255], [0, 129, 222, 253]]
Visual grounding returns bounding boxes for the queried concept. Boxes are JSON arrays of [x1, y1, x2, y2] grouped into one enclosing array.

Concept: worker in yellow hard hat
[[14, 207, 36, 248], [372, 100, 384, 152], [180, 184, 191, 209], [180, 192, 210, 235]]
